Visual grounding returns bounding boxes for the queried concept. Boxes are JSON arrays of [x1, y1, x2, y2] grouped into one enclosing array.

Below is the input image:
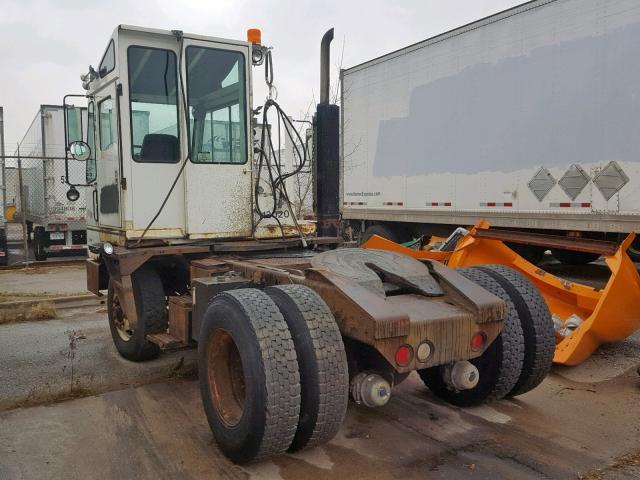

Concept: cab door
[[95, 83, 122, 228], [124, 41, 185, 238], [181, 39, 253, 238]]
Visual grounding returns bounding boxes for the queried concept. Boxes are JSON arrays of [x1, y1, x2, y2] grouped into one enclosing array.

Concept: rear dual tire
[[32, 226, 47, 261], [476, 265, 555, 396], [266, 285, 349, 452], [199, 286, 348, 464], [419, 265, 554, 406]]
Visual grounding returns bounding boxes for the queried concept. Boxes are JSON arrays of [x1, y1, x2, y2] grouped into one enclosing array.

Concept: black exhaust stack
[[315, 28, 340, 238]]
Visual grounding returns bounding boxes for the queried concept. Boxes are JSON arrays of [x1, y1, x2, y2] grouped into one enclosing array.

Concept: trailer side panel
[[342, 0, 640, 233]]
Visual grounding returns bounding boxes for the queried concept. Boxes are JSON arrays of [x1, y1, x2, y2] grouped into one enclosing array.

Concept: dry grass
[[0, 291, 91, 304], [0, 265, 85, 275], [0, 301, 57, 324]]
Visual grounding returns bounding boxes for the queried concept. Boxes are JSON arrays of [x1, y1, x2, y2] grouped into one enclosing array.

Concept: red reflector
[[471, 332, 487, 351], [395, 345, 413, 366], [47, 223, 68, 231]]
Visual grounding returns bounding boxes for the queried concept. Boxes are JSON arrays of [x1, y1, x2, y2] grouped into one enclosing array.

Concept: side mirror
[[69, 140, 91, 161], [66, 186, 80, 202]]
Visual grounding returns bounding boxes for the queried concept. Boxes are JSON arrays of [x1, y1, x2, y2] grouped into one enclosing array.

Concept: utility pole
[[16, 144, 29, 264], [0, 107, 5, 230]]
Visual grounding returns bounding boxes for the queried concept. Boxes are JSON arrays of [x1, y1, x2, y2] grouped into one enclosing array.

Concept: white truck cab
[[73, 25, 302, 248]]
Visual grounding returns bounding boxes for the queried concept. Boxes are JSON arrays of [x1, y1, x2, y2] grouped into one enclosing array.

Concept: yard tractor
[[63, 26, 555, 464]]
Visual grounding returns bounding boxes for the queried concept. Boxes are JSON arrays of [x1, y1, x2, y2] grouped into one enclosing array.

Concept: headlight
[[102, 242, 114, 255]]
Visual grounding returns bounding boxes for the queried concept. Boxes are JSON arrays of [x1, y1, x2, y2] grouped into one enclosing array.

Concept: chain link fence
[[1, 155, 88, 265]]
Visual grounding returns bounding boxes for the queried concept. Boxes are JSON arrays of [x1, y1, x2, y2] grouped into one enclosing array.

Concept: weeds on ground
[[0, 302, 56, 324], [0, 291, 91, 303]]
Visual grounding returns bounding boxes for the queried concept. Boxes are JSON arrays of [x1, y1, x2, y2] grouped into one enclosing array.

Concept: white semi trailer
[[341, 0, 640, 264], [15, 105, 87, 260]]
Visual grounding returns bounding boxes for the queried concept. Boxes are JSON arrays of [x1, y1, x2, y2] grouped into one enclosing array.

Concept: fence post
[[16, 144, 29, 264]]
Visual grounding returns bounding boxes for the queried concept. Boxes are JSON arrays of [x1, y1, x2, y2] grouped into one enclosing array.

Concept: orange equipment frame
[[362, 221, 640, 366]]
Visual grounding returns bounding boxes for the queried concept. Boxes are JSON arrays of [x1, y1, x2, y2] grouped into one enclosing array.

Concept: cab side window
[[127, 46, 179, 163], [99, 40, 116, 78], [86, 102, 97, 183], [99, 97, 115, 150]]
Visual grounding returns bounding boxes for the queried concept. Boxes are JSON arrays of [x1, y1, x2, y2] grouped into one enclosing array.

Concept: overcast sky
[[0, 0, 520, 149]]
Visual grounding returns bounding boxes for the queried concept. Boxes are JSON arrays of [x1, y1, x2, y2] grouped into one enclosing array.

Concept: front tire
[[107, 264, 167, 361], [199, 289, 301, 464]]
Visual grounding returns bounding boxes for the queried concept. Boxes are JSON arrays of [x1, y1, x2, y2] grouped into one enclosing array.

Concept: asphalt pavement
[[0, 307, 196, 411], [0, 259, 639, 479]]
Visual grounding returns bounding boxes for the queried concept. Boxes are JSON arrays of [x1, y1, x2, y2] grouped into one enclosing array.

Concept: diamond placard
[[558, 164, 590, 200], [528, 167, 556, 201], [593, 161, 629, 201]]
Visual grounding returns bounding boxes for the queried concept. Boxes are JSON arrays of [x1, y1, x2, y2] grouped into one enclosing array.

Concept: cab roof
[[115, 24, 251, 49]]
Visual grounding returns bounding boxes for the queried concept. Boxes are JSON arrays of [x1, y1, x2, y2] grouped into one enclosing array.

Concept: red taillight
[[47, 223, 68, 231], [395, 345, 413, 366], [471, 332, 487, 352]]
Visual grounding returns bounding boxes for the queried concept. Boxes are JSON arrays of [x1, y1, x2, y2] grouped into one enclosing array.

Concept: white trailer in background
[[341, 0, 640, 263], [15, 105, 87, 260]]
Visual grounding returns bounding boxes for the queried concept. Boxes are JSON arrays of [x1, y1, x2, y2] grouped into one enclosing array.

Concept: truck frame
[[66, 25, 555, 464], [341, 0, 640, 264]]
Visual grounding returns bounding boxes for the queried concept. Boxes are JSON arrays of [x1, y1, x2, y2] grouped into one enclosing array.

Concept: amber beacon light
[[247, 28, 261, 44]]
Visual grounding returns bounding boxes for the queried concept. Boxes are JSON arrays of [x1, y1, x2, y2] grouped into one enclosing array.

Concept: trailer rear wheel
[[0, 229, 8, 266], [199, 289, 301, 464], [626, 236, 640, 262], [475, 265, 555, 397], [507, 243, 545, 265], [32, 226, 47, 261], [418, 267, 524, 406], [551, 249, 600, 265], [361, 224, 403, 244], [266, 285, 349, 452], [107, 264, 167, 361]]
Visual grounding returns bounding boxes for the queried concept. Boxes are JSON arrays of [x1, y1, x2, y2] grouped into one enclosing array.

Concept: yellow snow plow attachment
[[362, 221, 640, 366]]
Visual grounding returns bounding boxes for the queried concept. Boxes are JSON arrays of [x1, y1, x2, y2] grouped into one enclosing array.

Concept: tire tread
[[225, 289, 301, 461], [267, 285, 348, 450], [476, 265, 555, 396]]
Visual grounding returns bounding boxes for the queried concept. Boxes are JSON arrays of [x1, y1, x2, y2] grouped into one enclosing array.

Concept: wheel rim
[[112, 291, 133, 341], [628, 237, 640, 259], [208, 328, 246, 427]]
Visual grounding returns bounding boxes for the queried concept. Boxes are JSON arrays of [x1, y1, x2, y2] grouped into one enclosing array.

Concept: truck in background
[[15, 105, 87, 260], [341, 0, 640, 264]]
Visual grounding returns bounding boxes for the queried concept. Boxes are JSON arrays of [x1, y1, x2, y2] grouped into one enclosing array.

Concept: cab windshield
[[186, 46, 247, 164]]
